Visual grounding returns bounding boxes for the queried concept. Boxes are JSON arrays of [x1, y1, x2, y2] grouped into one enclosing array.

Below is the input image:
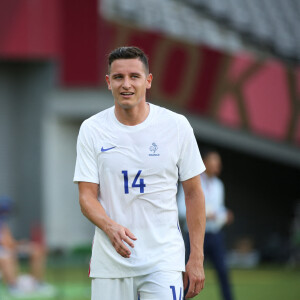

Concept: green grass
[[195, 266, 300, 300], [0, 264, 91, 300], [1, 261, 299, 300]]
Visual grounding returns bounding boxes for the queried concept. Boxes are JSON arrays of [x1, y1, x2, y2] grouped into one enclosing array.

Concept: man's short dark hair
[[108, 46, 149, 74], [201, 147, 219, 160]]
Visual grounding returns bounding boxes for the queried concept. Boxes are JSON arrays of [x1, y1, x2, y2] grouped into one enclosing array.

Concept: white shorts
[[91, 271, 183, 300]]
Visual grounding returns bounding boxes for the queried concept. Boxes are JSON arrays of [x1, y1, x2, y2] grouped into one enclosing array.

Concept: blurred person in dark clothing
[[178, 149, 234, 300], [201, 150, 234, 300]]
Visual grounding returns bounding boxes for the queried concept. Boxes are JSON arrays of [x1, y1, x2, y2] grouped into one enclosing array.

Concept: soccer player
[[74, 46, 206, 299]]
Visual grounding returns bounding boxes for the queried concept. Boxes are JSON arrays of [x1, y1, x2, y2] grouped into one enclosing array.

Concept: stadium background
[[0, 0, 299, 299]]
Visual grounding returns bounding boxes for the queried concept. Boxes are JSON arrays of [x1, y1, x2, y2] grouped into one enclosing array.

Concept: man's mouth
[[121, 92, 134, 96]]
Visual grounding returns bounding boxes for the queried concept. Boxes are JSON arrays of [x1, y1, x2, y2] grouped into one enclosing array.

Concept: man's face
[[205, 153, 222, 177], [106, 58, 153, 110]]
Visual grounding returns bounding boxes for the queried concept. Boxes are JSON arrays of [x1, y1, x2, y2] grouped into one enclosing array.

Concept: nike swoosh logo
[[101, 146, 116, 152]]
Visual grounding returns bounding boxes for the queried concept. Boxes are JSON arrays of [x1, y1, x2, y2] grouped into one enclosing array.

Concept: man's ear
[[146, 73, 153, 89], [105, 75, 112, 90]]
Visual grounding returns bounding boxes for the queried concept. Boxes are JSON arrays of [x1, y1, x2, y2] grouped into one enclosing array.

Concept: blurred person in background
[[74, 46, 206, 300], [0, 196, 55, 297], [178, 149, 234, 300], [202, 150, 234, 300]]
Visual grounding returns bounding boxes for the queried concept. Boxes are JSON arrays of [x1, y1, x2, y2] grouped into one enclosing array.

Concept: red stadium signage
[[0, 0, 299, 145], [95, 21, 300, 145]]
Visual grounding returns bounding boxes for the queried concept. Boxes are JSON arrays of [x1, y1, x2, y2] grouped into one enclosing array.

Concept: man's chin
[[116, 99, 140, 110], [118, 103, 134, 109]]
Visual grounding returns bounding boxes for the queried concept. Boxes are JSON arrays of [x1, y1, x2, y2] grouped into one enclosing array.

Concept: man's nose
[[122, 76, 131, 89]]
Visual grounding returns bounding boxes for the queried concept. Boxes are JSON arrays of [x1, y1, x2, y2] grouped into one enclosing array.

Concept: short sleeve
[[177, 116, 205, 181], [73, 121, 99, 184]]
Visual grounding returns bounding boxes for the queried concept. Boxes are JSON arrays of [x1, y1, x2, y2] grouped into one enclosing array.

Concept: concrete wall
[[0, 61, 55, 238], [42, 89, 113, 249]]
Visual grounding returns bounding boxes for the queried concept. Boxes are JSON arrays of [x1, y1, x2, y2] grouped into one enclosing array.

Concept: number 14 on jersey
[[122, 170, 146, 194]]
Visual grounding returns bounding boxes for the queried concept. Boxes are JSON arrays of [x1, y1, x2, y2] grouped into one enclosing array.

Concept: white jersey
[[73, 103, 205, 278]]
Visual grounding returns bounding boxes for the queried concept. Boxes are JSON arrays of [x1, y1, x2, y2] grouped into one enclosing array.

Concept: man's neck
[[114, 102, 150, 126], [204, 172, 214, 179]]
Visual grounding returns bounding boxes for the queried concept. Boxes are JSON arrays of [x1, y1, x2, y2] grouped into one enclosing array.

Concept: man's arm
[[78, 182, 137, 258], [182, 175, 206, 299]]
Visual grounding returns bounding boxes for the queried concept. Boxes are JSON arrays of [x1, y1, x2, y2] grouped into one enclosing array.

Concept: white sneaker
[[9, 275, 57, 298], [8, 286, 30, 298], [35, 282, 57, 297]]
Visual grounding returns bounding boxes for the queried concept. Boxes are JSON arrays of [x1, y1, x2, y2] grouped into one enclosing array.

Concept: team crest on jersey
[[149, 142, 160, 156]]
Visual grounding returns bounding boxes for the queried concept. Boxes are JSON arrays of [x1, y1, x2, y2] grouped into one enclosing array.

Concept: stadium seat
[[101, 0, 300, 62]]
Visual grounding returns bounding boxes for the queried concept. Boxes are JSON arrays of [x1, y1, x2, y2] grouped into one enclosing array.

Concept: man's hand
[[105, 220, 137, 258], [78, 182, 137, 258], [183, 256, 205, 299]]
